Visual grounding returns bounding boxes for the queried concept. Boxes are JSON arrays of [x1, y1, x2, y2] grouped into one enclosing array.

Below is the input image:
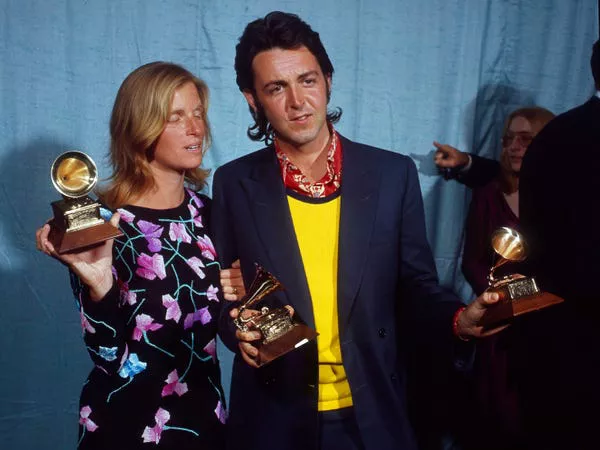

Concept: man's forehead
[[251, 46, 322, 81]]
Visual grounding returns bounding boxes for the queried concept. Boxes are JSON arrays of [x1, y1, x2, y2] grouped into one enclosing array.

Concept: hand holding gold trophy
[[48, 151, 122, 254], [234, 264, 318, 367], [478, 227, 563, 327]]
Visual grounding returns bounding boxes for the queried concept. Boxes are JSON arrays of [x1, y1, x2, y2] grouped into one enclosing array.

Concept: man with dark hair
[[513, 38, 600, 450], [212, 11, 502, 450]]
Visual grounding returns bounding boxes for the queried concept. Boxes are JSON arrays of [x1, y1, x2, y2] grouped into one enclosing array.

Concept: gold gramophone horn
[[51, 151, 98, 198], [488, 227, 526, 283], [491, 227, 527, 262]]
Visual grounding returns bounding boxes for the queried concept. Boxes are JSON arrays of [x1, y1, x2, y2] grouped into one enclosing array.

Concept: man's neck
[[277, 128, 332, 182]]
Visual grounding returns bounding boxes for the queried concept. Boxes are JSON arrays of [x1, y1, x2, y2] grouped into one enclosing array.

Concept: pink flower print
[[187, 189, 204, 209], [183, 306, 212, 330], [161, 369, 188, 398], [137, 220, 164, 252], [116, 207, 135, 223], [169, 222, 191, 244], [132, 314, 163, 341], [196, 235, 216, 261], [136, 253, 166, 280], [122, 290, 137, 306], [203, 338, 216, 361], [79, 406, 99, 432], [142, 408, 170, 444], [187, 204, 204, 227], [207, 284, 219, 302], [186, 256, 205, 279], [162, 294, 181, 323], [80, 310, 96, 334], [214, 401, 227, 424], [117, 281, 137, 306]]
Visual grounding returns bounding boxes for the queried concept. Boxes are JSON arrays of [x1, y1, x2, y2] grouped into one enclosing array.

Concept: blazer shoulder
[[213, 146, 272, 179], [341, 136, 415, 169]]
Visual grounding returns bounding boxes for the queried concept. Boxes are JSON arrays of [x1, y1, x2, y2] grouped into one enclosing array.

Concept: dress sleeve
[[210, 167, 242, 354], [70, 268, 130, 375], [462, 186, 493, 295]]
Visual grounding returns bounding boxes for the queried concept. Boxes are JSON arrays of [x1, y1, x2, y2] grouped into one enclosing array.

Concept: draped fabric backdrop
[[0, 1, 597, 448]]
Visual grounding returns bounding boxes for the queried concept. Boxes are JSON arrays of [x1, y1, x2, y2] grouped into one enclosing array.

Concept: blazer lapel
[[240, 151, 315, 329], [337, 137, 381, 331]]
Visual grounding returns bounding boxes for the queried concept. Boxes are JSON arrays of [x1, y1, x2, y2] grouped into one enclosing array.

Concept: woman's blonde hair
[[499, 106, 555, 194], [99, 61, 211, 209]]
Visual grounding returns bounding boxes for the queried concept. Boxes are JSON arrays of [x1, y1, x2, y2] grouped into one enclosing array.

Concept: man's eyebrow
[[298, 70, 319, 80], [262, 79, 287, 90], [261, 70, 320, 90]]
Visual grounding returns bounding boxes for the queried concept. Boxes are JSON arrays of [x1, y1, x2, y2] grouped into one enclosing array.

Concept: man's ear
[[326, 74, 332, 96], [242, 90, 257, 113]]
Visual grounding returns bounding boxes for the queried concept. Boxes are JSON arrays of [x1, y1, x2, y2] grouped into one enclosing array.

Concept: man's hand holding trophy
[[231, 264, 318, 367]]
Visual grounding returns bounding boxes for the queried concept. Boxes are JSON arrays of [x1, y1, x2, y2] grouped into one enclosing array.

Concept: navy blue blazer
[[211, 135, 463, 450]]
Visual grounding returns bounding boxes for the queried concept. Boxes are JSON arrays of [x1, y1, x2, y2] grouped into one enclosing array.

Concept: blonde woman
[[441, 106, 555, 450], [36, 62, 240, 449], [461, 106, 555, 294]]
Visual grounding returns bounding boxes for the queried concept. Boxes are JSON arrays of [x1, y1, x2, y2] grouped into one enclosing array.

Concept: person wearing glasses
[[435, 107, 555, 450], [459, 107, 555, 295]]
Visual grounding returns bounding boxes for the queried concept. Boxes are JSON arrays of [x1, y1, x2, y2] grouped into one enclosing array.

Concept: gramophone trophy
[[235, 264, 318, 367], [479, 227, 563, 327], [48, 151, 123, 254]]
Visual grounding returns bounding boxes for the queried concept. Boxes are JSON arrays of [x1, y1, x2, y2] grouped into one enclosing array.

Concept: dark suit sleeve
[[399, 158, 465, 345], [456, 154, 500, 188], [211, 167, 242, 353]]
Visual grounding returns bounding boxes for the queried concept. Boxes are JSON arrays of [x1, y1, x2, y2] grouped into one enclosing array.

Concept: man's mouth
[[291, 114, 311, 122]]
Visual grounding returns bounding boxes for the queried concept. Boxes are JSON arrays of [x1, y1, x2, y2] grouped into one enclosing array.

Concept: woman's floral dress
[[72, 189, 226, 449]]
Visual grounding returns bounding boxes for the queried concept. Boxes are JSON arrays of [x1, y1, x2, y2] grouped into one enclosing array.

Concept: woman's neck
[[131, 171, 186, 209]]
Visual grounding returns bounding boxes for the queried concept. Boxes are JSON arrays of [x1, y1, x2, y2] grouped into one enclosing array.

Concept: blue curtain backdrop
[[0, 0, 597, 448]]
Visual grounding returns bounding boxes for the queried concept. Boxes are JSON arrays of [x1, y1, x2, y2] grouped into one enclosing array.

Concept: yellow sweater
[[287, 194, 353, 411]]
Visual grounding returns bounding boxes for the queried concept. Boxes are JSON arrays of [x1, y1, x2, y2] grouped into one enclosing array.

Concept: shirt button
[[390, 373, 397, 381], [378, 328, 387, 338]]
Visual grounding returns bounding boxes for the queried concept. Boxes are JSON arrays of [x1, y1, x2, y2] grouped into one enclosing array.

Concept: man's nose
[[287, 86, 305, 108]]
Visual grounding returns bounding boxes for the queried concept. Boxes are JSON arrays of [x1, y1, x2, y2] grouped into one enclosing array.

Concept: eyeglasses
[[501, 133, 534, 148]]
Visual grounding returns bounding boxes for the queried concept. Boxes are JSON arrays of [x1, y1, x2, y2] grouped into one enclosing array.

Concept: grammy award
[[234, 264, 318, 367], [48, 151, 122, 254], [479, 227, 563, 327]]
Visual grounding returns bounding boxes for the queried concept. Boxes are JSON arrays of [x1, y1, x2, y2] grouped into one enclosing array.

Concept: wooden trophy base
[[479, 290, 564, 328], [256, 323, 318, 367], [48, 220, 123, 254]]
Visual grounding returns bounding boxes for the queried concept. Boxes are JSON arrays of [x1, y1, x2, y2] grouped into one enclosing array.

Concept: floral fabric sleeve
[[70, 271, 131, 375]]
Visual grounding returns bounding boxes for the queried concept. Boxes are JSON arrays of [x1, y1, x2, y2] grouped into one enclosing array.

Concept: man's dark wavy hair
[[234, 11, 342, 145], [592, 39, 600, 90]]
